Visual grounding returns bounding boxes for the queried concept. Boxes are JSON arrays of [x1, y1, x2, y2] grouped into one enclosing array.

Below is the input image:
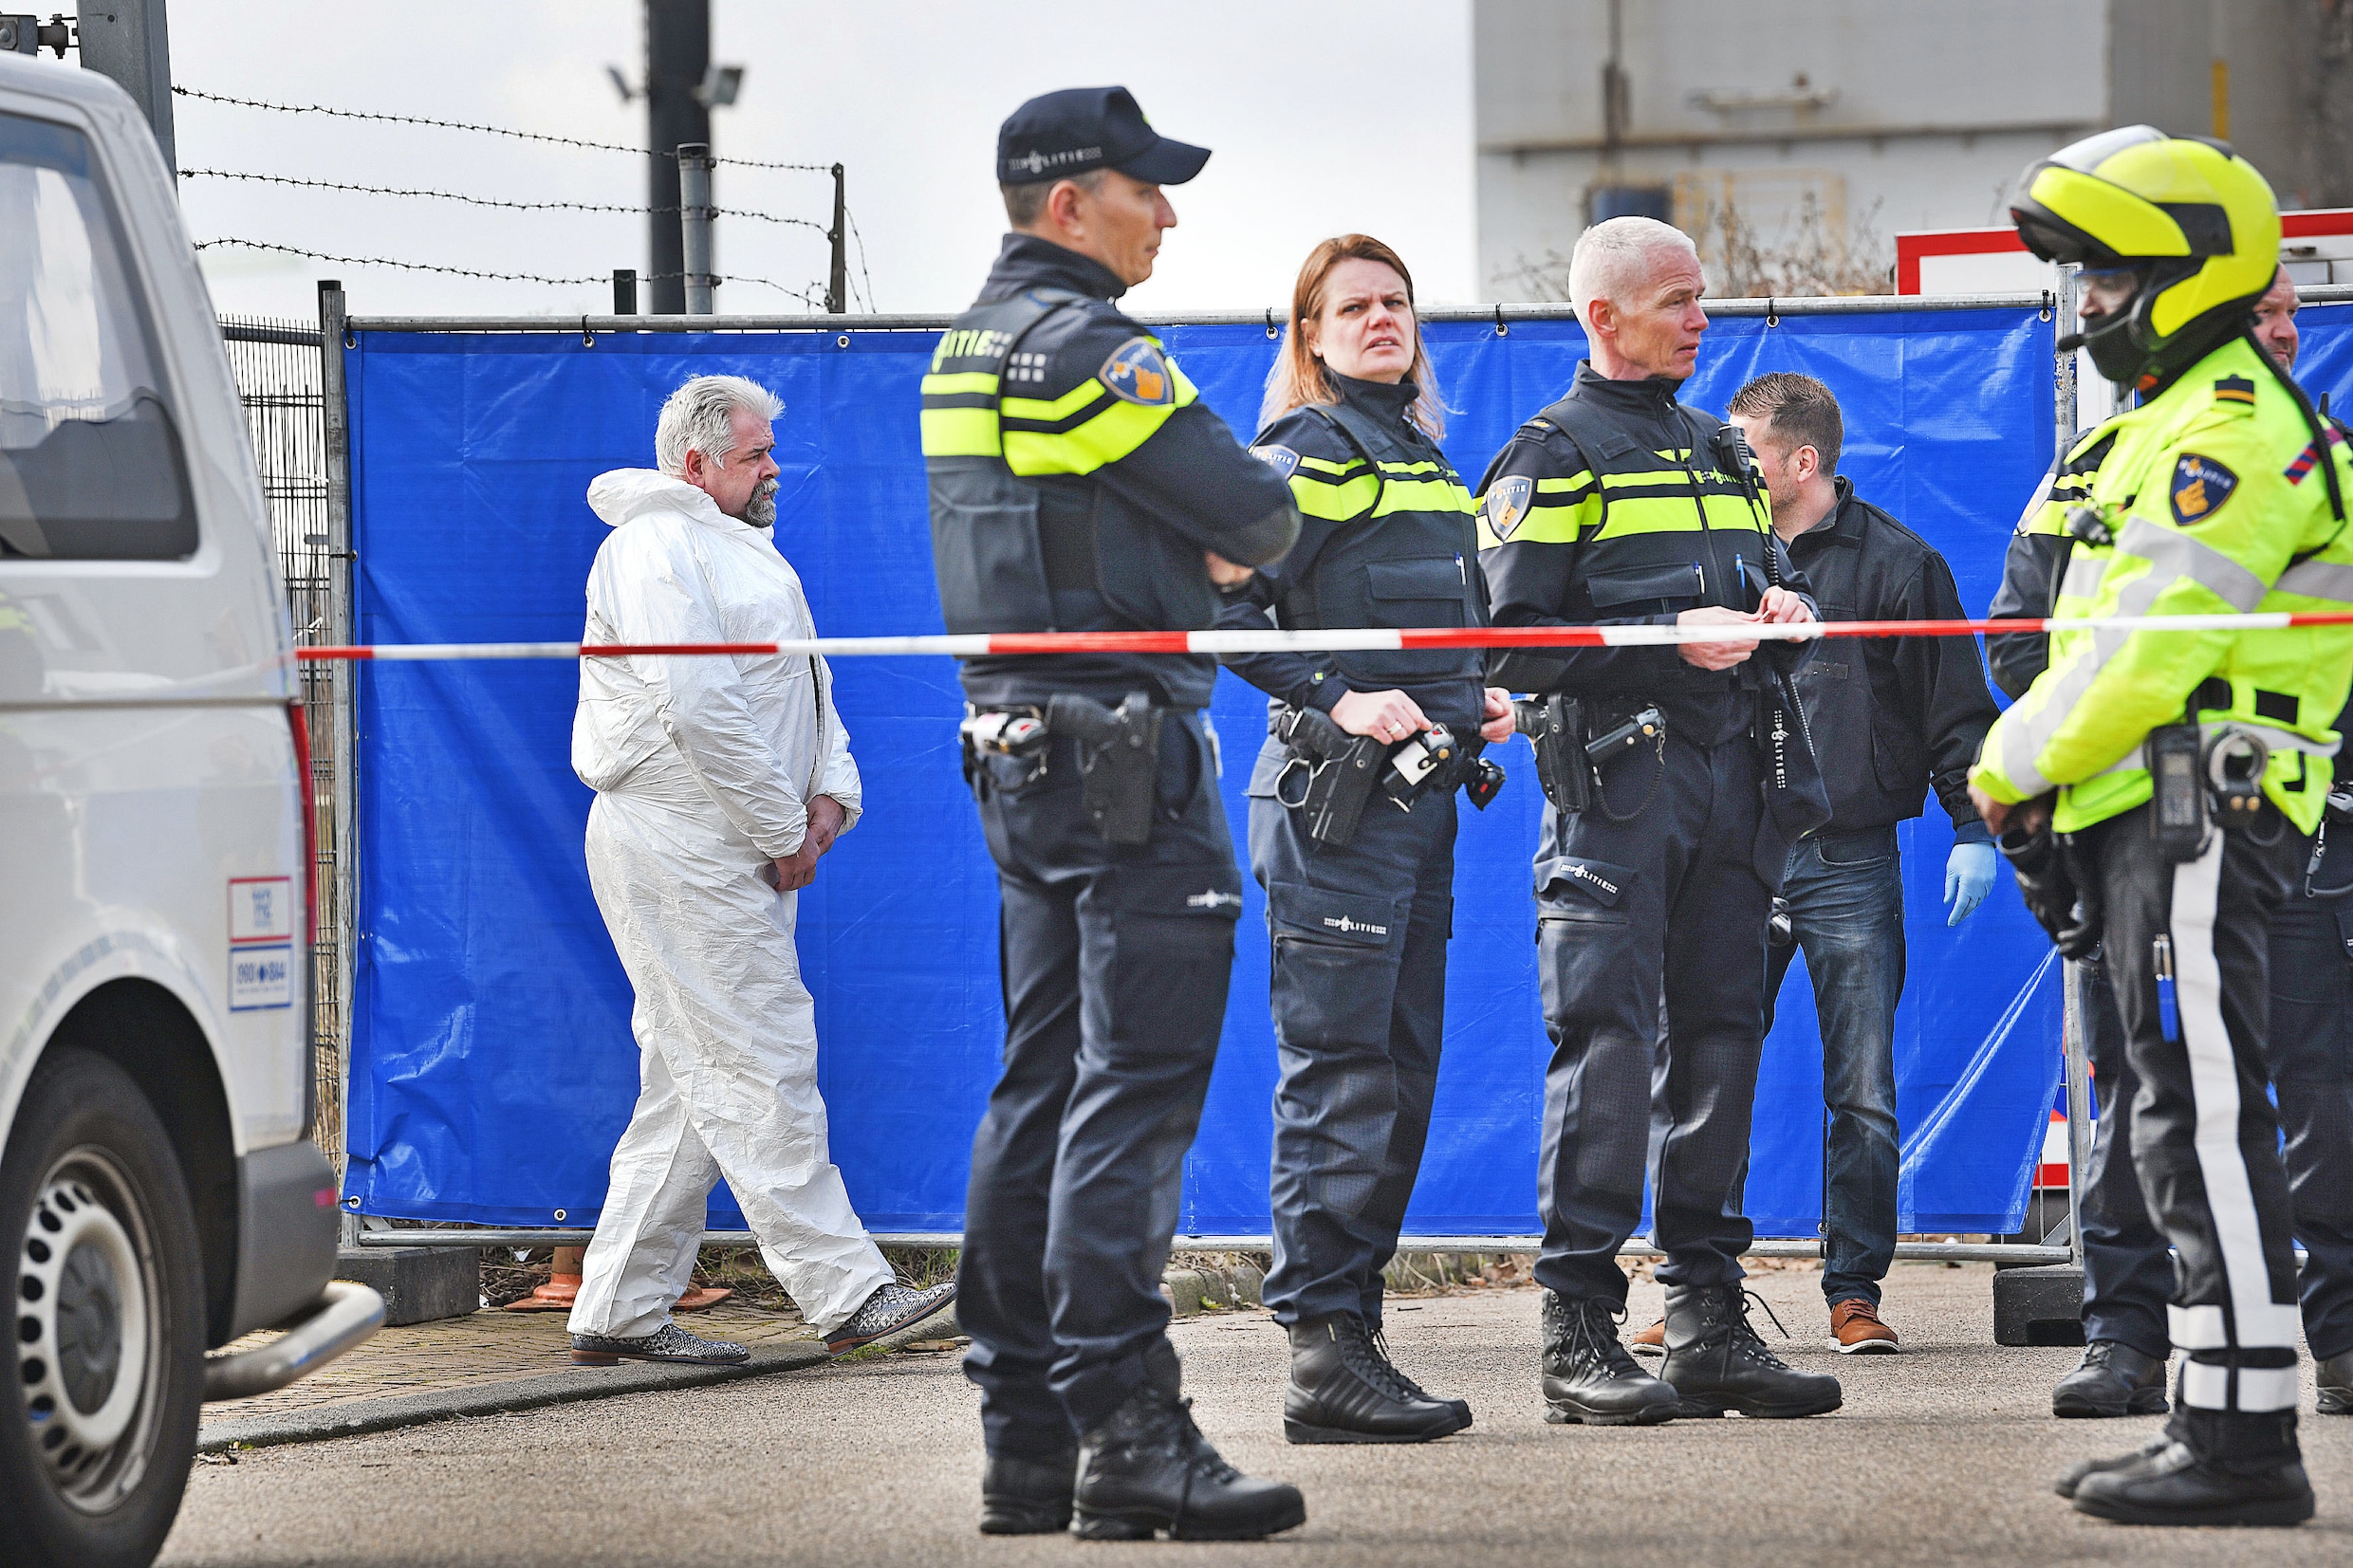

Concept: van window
[[0, 109, 196, 559]]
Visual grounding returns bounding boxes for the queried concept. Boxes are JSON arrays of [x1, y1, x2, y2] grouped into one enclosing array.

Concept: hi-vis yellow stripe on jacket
[[1972, 337, 2353, 835]]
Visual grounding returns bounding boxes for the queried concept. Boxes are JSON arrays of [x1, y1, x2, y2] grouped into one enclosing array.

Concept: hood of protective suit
[[571, 466, 860, 858], [586, 468, 750, 533]]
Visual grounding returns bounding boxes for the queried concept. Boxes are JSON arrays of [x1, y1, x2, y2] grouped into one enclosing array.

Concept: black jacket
[[1782, 478, 1998, 843]]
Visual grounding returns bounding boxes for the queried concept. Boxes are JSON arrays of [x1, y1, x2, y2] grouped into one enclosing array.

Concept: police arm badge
[[2170, 452, 2238, 526], [1098, 337, 1177, 406], [1250, 444, 1301, 483], [1483, 475, 1534, 541]]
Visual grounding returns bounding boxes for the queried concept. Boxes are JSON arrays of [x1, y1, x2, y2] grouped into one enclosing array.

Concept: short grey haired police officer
[[920, 86, 1306, 1541], [1476, 215, 1842, 1428]]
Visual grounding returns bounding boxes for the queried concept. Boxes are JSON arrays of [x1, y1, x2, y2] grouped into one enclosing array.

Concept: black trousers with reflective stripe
[[1247, 743, 1456, 1329], [2085, 803, 2304, 1418], [956, 715, 1243, 1457], [1532, 733, 1775, 1305]]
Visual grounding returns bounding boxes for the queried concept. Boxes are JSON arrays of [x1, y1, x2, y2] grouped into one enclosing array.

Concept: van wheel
[[0, 1050, 204, 1568]]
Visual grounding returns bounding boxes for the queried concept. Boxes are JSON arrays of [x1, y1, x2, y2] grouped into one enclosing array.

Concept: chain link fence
[[219, 316, 348, 1180]]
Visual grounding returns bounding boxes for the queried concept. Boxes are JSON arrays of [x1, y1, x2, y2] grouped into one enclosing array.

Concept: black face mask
[[2075, 303, 2148, 384]]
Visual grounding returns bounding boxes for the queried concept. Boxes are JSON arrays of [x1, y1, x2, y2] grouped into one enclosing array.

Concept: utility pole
[[644, 0, 710, 315], [678, 144, 714, 314], [77, 0, 176, 173]]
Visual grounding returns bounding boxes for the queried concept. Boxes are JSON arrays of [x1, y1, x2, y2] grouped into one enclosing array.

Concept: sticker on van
[[230, 876, 295, 1011]]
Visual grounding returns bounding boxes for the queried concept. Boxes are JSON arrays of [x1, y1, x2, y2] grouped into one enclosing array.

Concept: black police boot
[[1284, 1313, 1471, 1443], [1657, 1282, 1843, 1419], [2051, 1339, 2170, 1418], [2317, 1348, 2353, 1415], [980, 1451, 1076, 1535], [2071, 1406, 2313, 1527], [1539, 1288, 1679, 1426], [1072, 1374, 1306, 1540]]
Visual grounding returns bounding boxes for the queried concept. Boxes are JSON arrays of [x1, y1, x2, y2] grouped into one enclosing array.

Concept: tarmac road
[[159, 1263, 2353, 1567]]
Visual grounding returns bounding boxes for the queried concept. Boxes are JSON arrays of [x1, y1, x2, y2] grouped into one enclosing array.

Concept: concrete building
[[1474, 0, 2349, 300]]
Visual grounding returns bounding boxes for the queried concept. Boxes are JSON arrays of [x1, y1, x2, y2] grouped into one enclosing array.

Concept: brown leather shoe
[[1827, 1298, 1899, 1355], [1629, 1317, 1665, 1357]]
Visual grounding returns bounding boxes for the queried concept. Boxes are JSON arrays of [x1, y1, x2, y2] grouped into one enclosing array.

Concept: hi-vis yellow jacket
[[1971, 335, 2353, 835]]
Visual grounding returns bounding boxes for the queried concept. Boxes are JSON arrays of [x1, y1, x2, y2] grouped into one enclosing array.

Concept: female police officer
[[1218, 235, 1514, 1444]]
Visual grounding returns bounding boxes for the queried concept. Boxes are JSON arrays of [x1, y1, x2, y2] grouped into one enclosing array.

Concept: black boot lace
[[1332, 1317, 1423, 1404], [1725, 1288, 1796, 1370], [1548, 1295, 1641, 1378], [1366, 1324, 1436, 1401]]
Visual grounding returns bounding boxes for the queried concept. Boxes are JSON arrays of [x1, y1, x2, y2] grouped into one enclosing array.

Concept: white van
[[0, 51, 381, 1568]]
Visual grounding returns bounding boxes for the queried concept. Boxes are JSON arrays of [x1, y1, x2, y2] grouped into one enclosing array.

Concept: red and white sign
[[229, 876, 295, 1012], [1898, 209, 2353, 296]]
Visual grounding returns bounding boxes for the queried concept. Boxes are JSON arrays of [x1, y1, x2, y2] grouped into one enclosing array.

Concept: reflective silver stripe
[[2168, 833, 2305, 1387], [2116, 515, 2269, 612], [2096, 718, 2340, 778], [2059, 553, 2107, 601], [2273, 557, 2353, 604], [1996, 517, 2273, 795]]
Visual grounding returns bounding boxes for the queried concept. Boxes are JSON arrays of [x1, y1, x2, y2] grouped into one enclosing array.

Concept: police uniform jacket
[[1475, 362, 1816, 748], [1973, 336, 2353, 836], [920, 234, 1299, 710], [1783, 477, 1997, 842], [1218, 372, 1487, 735]]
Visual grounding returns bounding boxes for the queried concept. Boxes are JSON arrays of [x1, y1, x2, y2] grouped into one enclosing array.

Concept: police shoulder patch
[[2212, 374, 2257, 411], [1098, 337, 1176, 406], [1250, 443, 1301, 483], [1483, 474, 1534, 541], [2170, 452, 2239, 526]]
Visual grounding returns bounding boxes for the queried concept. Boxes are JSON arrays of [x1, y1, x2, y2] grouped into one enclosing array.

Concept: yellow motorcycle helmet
[[2010, 125, 2280, 387]]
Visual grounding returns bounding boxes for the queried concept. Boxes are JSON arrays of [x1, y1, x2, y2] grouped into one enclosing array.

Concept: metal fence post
[[2054, 261, 2081, 447], [317, 281, 361, 1249], [2061, 959, 2092, 1267], [677, 143, 715, 315]]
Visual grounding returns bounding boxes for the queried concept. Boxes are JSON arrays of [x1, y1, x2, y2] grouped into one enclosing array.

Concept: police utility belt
[[1999, 679, 2292, 961], [959, 693, 1170, 847], [1269, 705, 1504, 848]]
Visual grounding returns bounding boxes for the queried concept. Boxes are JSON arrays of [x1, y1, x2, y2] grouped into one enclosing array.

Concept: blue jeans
[[1765, 825, 1906, 1307]]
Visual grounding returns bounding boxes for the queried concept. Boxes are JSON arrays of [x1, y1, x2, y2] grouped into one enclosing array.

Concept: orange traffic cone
[[505, 1245, 585, 1312]]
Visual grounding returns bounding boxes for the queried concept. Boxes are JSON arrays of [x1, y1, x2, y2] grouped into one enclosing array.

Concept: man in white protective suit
[[566, 374, 955, 1365]]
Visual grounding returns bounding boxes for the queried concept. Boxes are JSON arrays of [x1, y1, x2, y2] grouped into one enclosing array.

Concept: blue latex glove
[[1944, 840, 1996, 926]]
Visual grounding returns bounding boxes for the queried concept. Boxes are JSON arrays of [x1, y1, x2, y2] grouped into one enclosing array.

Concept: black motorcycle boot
[[2316, 1348, 2353, 1415], [1539, 1289, 1679, 1426], [1657, 1282, 1843, 1419], [2051, 1338, 2171, 1418], [979, 1452, 1076, 1535], [1072, 1371, 1307, 1540], [2054, 1437, 2169, 1499], [2071, 1406, 2313, 1527], [1284, 1314, 1472, 1443]]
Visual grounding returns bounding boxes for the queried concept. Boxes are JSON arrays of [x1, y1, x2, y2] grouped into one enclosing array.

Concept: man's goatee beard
[[745, 483, 778, 526]]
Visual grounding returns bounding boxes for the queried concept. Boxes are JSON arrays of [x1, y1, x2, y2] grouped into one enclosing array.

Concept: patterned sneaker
[[826, 1281, 957, 1356], [569, 1322, 750, 1366]]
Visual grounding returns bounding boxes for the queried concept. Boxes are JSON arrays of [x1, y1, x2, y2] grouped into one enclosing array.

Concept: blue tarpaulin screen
[[340, 300, 2353, 1239]]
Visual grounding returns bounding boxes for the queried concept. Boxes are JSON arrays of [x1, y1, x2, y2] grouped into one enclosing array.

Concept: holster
[[1514, 693, 1591, 815], [1046, 692, 1162, 846], [1271, 705, 1384, 847], [1998, 809, 2103, 958]]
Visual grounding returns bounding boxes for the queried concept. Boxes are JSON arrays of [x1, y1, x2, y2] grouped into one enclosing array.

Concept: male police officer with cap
[[1476, 215, 1841, 1428], [922, 86, 1305, 1542], [1973, 128, 2353, 1526]]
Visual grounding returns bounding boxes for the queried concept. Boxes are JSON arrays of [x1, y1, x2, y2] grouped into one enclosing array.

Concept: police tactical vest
[[921, 288, 1216, 638], [1274, 396, 1484, 692]]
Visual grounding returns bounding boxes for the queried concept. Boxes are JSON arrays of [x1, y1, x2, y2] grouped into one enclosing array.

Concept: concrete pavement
[[159, 1263, 2353, 1566]]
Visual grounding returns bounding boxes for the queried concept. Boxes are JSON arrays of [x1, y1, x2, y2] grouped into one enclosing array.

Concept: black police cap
[[997, 86, 1210, 188]]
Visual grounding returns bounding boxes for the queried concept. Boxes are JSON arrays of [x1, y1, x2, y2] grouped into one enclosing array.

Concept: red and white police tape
[[290, 609, 2353, 663]]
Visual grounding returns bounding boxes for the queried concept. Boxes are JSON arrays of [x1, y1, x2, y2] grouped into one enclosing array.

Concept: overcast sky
[[168, 0, 1474, 323]]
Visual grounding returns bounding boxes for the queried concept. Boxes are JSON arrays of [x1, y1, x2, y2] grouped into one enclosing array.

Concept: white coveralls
[[567, 469, 892, 1338]]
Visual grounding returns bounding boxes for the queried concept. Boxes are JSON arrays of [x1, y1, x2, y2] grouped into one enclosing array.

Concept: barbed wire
[[179, 168, 828, 231], [194, 239, 826, 305], [845, 204, 878, 312], [172, 86, 830, 172]]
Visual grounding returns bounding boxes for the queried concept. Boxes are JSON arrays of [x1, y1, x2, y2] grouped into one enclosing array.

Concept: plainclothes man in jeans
[[567, 375, 954, 1366], [1628, 374, 1999, 1357]]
